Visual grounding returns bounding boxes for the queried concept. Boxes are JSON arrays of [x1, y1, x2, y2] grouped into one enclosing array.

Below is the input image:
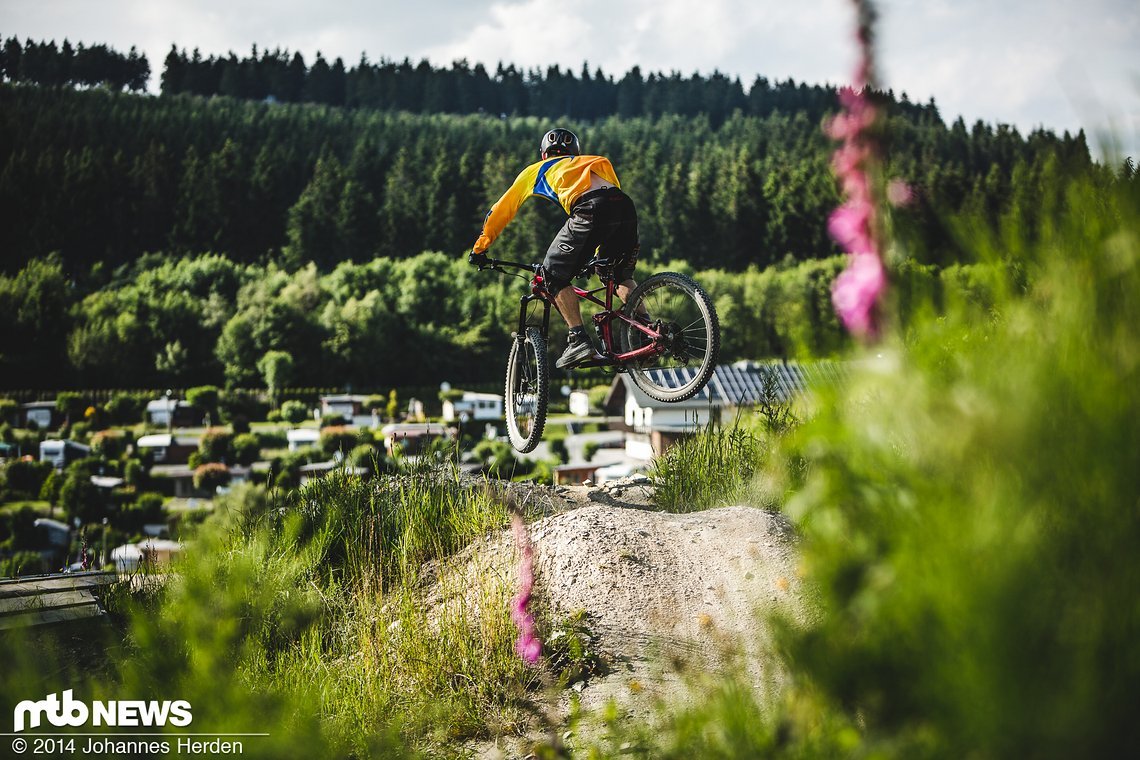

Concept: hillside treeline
[[0, 83, 1093, 275], [0, 36, 149, 91], [157, 45, 880, 126], [1, 248, 1042, 390]]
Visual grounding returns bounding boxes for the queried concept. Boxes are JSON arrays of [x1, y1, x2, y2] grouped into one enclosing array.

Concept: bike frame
[[481, 257, 665, 368]]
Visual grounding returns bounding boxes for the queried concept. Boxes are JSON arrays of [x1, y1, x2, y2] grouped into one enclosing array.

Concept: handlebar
[[471, 253, 612, 279], [470, 254, 539, 275]]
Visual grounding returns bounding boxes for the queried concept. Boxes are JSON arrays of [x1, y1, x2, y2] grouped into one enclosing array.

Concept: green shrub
[[38, 469, 61, 504], [120, 492, 167, 533], [319, 425, 357, 455], [320, 412, 347, 427], [90, 429, 126, 459], [192, 462, 230, 493], [586, 384, 610, 412], [123, 457, 145, 489], [1, 506, 42, 550], [104, 392, 144, 425], [186, 385, 220, 422], [59, 468, 103, 523], [54, 391, 86, 421], [218, 389, 265, 429], [3, 459, 54, 497], [198, 427, 233, 464], [232, 433, 261, 467], [472, 439, 532, 478], [280, 399, 309, 424], [254, 429, 288, 449], [0, 551, 48, 578], [266, 409, 282, 423], [269, 449, 323, 490], [0, 398, 18, 424], [347, 443, 383, 473], [68, 421, 91, 442]]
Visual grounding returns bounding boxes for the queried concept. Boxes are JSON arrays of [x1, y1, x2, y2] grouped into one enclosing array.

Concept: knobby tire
[[618, 272, 720, 403], [504, 326, 548, 453]]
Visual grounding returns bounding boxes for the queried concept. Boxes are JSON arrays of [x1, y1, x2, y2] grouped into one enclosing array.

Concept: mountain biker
[[469, 127, 640, 369]]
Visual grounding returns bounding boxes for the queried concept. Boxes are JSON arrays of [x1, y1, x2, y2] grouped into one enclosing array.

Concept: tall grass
[[650, 423, 765, 512], [650, 373, 798, 512], [1, 457, 537, 756]]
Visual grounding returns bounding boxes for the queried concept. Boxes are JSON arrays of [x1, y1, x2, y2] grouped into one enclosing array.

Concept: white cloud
[[423, 0, 852, 83], [876, 0, 1139, 156], [424, 0, 593, 70]]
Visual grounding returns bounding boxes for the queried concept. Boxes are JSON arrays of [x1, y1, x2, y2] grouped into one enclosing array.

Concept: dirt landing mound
[[527, 500, 804, 722]]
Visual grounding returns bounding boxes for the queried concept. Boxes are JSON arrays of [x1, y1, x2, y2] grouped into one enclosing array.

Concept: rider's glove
[[468, 250, 489, 269]]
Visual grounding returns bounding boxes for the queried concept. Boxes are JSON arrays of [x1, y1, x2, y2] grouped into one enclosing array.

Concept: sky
[[2, 0, 1137, 160]]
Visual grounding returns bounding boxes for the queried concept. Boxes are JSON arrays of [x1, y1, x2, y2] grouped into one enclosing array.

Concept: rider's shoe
[[555, 330, 595, 369]]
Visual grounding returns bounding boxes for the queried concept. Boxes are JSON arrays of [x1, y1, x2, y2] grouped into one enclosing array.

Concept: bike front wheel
[[616, 272, 720, 403], [504, 326, 549, 453]]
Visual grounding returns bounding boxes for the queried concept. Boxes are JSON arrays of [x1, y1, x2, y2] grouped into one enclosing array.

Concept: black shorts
[[543, 188, 639, 294]]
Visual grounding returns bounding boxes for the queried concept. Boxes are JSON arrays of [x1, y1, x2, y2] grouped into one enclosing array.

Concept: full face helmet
[[540, 128, 581, 159]]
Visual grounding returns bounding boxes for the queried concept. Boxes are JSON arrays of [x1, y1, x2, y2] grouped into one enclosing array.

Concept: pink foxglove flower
[[832, 252, 886, 336], [827, 0, 887, 338], [510, 511, 541, 664]]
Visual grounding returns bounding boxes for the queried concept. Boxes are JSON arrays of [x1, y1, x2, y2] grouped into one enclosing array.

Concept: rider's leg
[[617, 279, 651, 320], [544, 203, 601, 368], [616, 280, 637, 306], [552, 287, 594, 368], [607, 199, 644, 316], [553, 287, 584, 329]]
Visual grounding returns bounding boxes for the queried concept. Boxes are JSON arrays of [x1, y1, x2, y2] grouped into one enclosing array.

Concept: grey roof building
[[604, 359, 848, 459]]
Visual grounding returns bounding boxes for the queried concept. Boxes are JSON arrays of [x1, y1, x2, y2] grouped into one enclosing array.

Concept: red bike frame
[[483, 257, 665, 368]]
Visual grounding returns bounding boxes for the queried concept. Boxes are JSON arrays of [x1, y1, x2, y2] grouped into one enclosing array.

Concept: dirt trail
[[463, 476, 806, 756]]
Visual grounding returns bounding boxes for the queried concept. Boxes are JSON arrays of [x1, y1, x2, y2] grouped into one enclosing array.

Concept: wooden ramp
[[0, 571, 118, 630]]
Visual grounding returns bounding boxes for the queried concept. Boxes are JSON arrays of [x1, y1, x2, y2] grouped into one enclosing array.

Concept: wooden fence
[[0, 571, 117, 629]]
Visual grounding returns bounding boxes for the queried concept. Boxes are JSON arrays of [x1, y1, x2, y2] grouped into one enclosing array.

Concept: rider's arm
[[472, 163, 541, 253]]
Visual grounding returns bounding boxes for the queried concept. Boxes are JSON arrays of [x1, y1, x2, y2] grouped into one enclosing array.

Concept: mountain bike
[[472, 254, 720, 453]]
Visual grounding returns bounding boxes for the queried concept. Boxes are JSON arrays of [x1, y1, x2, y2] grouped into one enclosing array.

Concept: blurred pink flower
[[827, 0, 886, 338], [510, 511, 541, 665], [828, 203, 873, 252], [832, 252, 886, 335], [887, 179, 915, 207]]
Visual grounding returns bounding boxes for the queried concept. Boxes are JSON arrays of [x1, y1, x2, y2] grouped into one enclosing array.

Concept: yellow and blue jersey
[[473, 154, 621, 253]]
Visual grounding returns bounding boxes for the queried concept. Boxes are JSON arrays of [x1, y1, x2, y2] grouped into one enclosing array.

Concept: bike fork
[[516, 293, 552, 341]]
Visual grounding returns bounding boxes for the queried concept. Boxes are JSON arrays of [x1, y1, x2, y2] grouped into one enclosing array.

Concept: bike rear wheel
[[616, 272, 720, 402], [504, 326, 549, 453]]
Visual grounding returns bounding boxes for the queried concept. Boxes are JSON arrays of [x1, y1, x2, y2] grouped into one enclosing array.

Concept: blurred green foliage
[[769, 163, 1140, 758], [614, 147, 1140, 758]]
